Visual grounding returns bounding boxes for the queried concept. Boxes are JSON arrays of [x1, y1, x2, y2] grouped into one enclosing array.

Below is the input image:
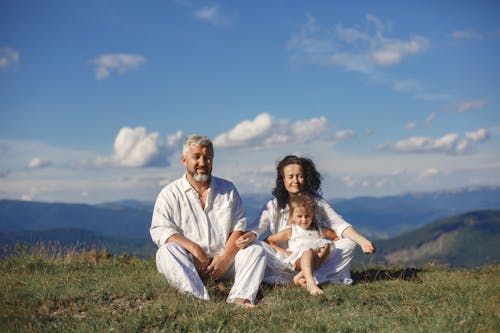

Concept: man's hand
[[206, 255, 233, 280], [190, 243, 211, 276]]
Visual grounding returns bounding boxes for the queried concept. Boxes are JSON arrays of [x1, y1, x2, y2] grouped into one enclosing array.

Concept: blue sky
[[1, 0, 499, 204]]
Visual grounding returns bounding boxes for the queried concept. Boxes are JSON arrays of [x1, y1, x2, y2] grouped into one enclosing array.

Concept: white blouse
[[249, 196, 351, 241]]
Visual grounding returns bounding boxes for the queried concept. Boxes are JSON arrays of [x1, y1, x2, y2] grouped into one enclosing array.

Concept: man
[[150, 134, 266, 307]]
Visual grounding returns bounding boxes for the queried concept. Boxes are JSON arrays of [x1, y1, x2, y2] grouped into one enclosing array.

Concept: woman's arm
[[266, 228, 292, 256], [341, 226, 376, 254]]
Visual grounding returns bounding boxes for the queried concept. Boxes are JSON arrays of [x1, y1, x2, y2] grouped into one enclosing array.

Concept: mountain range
[[353, 209, 500, 268], [1, 186, 499, 267]]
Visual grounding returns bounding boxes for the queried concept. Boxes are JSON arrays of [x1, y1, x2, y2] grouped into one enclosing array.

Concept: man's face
[[182, 144, 213, 183]]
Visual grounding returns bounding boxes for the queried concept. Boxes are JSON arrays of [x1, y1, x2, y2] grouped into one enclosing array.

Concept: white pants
[[155, 243, 266, 304], [261, 237, 357, 285]]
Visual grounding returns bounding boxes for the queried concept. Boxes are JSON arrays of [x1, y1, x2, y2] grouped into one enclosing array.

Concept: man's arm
[[167, 233, 211, 274], [207, 230, 243, 279]]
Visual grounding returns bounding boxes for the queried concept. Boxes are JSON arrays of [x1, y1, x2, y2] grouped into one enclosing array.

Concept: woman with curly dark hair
[[236, 155, 375, 286]]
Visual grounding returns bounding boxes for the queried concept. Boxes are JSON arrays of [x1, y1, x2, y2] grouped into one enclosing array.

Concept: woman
[[236, 155, 375, 285]]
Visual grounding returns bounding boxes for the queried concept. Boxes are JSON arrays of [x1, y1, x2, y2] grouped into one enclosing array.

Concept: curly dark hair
[[272, 155, 322, 209]]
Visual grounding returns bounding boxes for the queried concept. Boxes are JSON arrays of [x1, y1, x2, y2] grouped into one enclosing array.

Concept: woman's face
[[282, 164, 304, 195]]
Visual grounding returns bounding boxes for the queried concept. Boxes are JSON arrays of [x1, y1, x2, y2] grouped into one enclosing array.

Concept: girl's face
[[282, 164, 304, 195], [291, 205, 313, 230]]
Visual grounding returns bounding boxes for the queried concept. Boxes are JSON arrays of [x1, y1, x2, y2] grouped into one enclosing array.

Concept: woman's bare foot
[[234, 298, 257, 309]]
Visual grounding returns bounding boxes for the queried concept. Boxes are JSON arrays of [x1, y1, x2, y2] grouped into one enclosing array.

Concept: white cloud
[[371, 36, 429, 66], [97, 127, 183, 168], [378, 128, 490, 155], [91, 54, 146, 80], [334, 129, 357, 141], [405, 121, 417, 130], [448, 99, 488, 113], [291, 117, 329, 143], [0, 47, 20, 69], [465, 128, 489, 143], [450, 30, 484, 40], [213, 113, 330, 150], [424, 112, 436, 127], [342, 175, 359, 188], [193, 5, 234, 26], [288, 14, 429, 73], [418, 167, 441, 179], [28, 157, 52, 169]]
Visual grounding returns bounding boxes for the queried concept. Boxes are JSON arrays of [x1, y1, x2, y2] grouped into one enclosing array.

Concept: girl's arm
[[321, 226, 339, 242], [266, 228, 292, 256]]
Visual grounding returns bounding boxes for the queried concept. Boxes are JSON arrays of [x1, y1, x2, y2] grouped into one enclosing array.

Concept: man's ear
[[181, 154, 187, 167]]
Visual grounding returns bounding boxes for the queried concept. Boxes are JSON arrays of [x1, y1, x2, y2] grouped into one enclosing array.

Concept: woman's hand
[[360, 239, 376, 254], [235, 232, 256, 249]]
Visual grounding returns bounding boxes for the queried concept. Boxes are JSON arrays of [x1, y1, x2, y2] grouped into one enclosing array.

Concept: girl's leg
[[300, 249, 324, 296]]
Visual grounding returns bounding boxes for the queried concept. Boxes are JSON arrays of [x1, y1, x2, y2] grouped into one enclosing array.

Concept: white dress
[[285, 224, 332, 270]]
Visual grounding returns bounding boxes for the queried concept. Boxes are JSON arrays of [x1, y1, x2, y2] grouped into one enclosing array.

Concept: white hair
[[182, 134, 214, 156]]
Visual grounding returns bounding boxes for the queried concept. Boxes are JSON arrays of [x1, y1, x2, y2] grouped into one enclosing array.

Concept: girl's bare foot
[[308, 285, 324, 296]]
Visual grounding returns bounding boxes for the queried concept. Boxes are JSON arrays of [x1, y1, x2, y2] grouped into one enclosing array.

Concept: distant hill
[[330, 186, 500, 238], [0, 228, 155, 257], [0, 200, 151, 239], [0, 186, 499, 246], [353, 210, 500, 268]]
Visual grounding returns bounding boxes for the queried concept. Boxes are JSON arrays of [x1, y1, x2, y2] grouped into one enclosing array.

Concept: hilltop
[[354, 210, 500, 268]]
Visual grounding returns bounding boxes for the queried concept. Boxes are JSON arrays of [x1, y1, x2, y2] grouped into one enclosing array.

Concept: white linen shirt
[[249, 196, 352, 241], [150, 174, 247, 257]]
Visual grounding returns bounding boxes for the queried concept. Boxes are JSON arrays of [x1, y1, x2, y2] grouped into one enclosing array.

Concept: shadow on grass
[[185, 267, 424, 303], [351, 267, 422, 283]]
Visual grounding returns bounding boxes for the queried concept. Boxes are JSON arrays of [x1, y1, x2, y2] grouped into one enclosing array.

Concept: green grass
[[1, 248, 499, 332]]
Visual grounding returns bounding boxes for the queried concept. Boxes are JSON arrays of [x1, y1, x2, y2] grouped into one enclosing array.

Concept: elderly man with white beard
[[150, 134, 266, 308]]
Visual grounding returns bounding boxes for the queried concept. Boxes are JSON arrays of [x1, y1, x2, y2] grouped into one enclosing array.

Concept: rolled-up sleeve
[[316, 198, 352, 238], [230, 187, 247, 233], [249, 199, 276, 238], [150, 191, 180, 247]]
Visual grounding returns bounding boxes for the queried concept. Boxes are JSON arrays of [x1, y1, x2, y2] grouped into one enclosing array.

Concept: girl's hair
[[272, 155, 322, 209], [288, 193, 319, 230]]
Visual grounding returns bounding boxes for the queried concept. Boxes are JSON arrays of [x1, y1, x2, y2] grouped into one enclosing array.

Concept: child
[[266, 193, 339, 295]]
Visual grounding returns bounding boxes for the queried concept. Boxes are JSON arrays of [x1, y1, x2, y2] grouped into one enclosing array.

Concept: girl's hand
[[235, 232, 256, 249]]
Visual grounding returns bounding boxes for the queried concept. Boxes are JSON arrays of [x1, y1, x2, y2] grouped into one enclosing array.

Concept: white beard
[[193, 173, 210, 182]]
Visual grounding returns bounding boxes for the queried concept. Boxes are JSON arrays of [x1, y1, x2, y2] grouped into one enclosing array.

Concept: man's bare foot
[[308, 286, 324, 296], [234, 298, 257, 309]]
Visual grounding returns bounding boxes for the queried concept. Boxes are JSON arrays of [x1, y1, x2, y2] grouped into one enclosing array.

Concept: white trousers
[[156, 242, 266, 304], [261, 237, 357, 285]]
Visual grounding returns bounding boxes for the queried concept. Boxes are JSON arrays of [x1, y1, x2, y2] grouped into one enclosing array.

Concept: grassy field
[[1, 247, 499, 332]]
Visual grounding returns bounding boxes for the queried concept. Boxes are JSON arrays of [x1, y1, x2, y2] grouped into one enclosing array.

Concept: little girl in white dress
[[266, 193, 339, 295]]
